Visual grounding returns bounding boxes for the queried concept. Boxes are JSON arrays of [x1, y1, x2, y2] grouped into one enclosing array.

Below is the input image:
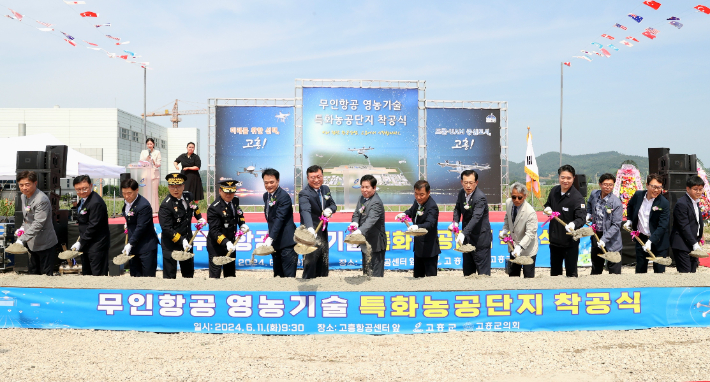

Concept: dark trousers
[[302, 236, 330, 279], [363, 249, 386, 277], [162, 244, 195, 279], [462, 247, 491, 276], [550, 243, 579, 277], [590, 233, 621, 275], [28, 246, 56, 276], [80, 250, 109, 276], [129, 249, 157, 277], [272, 245, 297, 278], [413, 256, 438, 278], [634, 233, 666, 274], [208, 253, 235, 278], [509, 255, 536, 278], [673, 248, 699, 273]]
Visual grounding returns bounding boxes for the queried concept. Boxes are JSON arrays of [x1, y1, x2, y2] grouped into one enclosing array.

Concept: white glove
[[499, 230, 508, 240], [182, 239, 192, 251], [351, 229, 362, 236], [71, 242, 81, 251], [395, 213, 406, 221], [544, 207, 552, 215], [16, 226, 25, 237], [565, 222, 575, 233], [226, 241, 235, 252], [307, 227, 316, 237], [624, 221, 632, 231], [15, 239, 23, 247], [198, 218, 207, 226], [585, 214, 592, 223], [123, 243, 132, 255], [643, 240, 652, 253], [408, 225, 418, 231], [456, 233, 465, 245], [597, 240, 605, 249], [349, 222, 359, 229], [512, 245, 522, 257], [240, 224, 250, 233], [447, 222, 457, 232], [693, 243, 702, 251], [323, 208, 333, 218], [264, 237, 273, 247]]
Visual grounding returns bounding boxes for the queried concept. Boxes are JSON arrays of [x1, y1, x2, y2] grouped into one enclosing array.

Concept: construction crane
[[142, 99, 207, 128]]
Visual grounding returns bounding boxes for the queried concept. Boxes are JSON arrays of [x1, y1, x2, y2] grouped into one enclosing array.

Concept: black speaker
[[34, 170, 60, 192], [648, 148, 669, 175], [662, 190, 686, 205], [573, 174, 588, 198], [659, 154, 697, 173], [16, 151, 46, 170], [661, 172, 695, 191], [45, 145, 68, 178], [120, 172, 131, 184]]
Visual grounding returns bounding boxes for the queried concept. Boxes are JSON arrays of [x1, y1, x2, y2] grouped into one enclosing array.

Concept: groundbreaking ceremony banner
[[3, 287, 710, 334]]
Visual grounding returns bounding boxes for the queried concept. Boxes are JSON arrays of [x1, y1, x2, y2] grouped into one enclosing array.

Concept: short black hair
[[73, 175, 92, 186], [262, 168, 280, 180], [16, 170, 37, 183], [121, 178, 139, 190], [687, 175, 705, 188], [414, 180, 430, 193], [187, 142, 195, 148], [647, 173, 663, 185], [460, 170, 478, 181], [146, 137, 155, 145], [558, 164, 576, 177], [306, 165, 323, 175], [598, 173, 615, 184], [360, 174, 377, 188]]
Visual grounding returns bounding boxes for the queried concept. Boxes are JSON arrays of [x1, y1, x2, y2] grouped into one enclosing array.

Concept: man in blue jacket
[[121, 178, 159, 277], [450, 170, 492, 276]]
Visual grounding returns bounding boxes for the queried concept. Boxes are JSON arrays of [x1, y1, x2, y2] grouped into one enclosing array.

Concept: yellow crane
[[142, 99, 207, 128]]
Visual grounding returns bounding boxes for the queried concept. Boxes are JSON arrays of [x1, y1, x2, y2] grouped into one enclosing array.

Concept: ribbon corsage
[[542, 211, 560, 227], [319, 215, 329, 231]]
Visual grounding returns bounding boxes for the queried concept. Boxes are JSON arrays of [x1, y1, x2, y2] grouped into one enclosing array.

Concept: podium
[[127, 161, 160, 213]]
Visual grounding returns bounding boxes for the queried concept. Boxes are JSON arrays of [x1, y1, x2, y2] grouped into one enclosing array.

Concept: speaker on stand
[[573, 174, 588, 200]]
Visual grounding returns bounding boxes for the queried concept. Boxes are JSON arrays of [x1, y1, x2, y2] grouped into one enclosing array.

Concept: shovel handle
[[591, 232, 608, 254], [623, 227, 657, 259], [507, 242, 514, 252], [403, 221, 410, 228], [188, 229, 205, 246], [314, 220, 324, 232]]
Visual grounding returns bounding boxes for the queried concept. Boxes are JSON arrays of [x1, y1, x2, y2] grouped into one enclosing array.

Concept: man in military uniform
[[159, 173, 207, 279], [206, 179, 249, 278]]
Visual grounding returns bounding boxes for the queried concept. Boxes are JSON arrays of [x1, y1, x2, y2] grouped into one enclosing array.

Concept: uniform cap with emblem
[[219, 179, 241, 193], [166, 173, 187, 185]]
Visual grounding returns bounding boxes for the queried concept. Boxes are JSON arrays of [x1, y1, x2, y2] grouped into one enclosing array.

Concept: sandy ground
[[2, 264, 710, 381]]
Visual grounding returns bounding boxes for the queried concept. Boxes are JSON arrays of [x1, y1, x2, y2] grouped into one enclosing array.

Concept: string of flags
[[2, 1, 151, 69], [564, 1, 709, 67]]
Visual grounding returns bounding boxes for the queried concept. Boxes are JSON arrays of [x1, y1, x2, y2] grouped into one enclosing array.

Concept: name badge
[[224, 223, 229, 228], [562, 207, 569, 211]]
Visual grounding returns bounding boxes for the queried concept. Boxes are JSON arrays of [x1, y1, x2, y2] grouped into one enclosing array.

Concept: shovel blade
[[510, 256, 534, 265], [294, 243, 317, 255], [598, 251, 621, 263], [58, 250, 82, 260]]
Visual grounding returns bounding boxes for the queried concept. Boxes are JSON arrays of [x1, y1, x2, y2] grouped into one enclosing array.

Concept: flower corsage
[[268, 195, 277, 207]]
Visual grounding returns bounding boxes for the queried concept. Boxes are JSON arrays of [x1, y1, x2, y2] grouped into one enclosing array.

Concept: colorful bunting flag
[[64, 1, 86, 4], [601, 34, 615, 40], [61, 32, 75, 40], [35, 20, 53, 28], [643, 1, 661, 10], [642, 31, 657, 39], [106, 35, 120, 41], [667, 16, 680, 20], [8, 9, 23, 21], [628, 14, 643, 23], [592, 42, 603, 48], [573, 56, 592, 61], [64, 38, 76, 46], [563, 62, 571, 67], [645, 27, 659, 35], [80, 11, 98, 18], [94, 23, 111, 28], [581, 50, 592, 55], [115, 41, 130, 45], [608, 44, 619, 51], [123, 50, 136, 56], [87, 47, 102, 50], [37, 28, 54, 32], [615, 23, 628, 30], [695, 5, 710, 14], [600, 48, 611, 57], [83, 40, 99, 46], [669, 20, 683, 28], [626, 36, 640, 42], [620, 40, 634, 47]]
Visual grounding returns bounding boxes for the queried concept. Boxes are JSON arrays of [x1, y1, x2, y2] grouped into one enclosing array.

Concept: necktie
[[230, 202, 235, 217], [78, 198, 85, 211], [316, 188, 323, 209], [266, 194, 272, 218], [512, 205, 518, 224]]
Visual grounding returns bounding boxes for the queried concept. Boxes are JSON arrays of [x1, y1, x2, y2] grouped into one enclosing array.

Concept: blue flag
[[591, 42, 603, 49], [607, 44, 619, 51], [628, 14, 643, 23]]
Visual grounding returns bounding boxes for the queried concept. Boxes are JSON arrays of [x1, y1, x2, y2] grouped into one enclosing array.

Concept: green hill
[[509, 151, 649, 184]]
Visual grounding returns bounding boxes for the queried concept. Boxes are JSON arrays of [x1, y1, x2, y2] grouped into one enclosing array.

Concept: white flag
[[524, 128, 541, 198]]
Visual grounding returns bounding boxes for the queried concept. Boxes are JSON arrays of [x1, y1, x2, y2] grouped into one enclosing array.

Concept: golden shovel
[[294, 219, 325, 255], [58, 238, 83, 260]]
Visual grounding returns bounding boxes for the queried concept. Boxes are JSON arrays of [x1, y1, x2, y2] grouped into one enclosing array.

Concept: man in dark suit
[[396, 180, 440, 278], [625, 173, 671, 274], [670, 175, 706, 273], [350, 175, 387, 277], [159, 173, 207, 279], [450, 169, 492, 276], [206, 179, 249, 278], [121, 178, 160, 277], [260, 168, 297, 278], [16, 171, 58, 276], [71, 175, 110, 276], [298, 165, 337, 279]]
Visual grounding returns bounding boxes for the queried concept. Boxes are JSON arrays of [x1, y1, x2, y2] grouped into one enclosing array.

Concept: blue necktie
[[78, 198, 85, 211], [317, 188, 323, 210]]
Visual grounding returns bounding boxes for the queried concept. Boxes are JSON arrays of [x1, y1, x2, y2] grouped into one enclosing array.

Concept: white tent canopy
[[0, 133, 125, 180]]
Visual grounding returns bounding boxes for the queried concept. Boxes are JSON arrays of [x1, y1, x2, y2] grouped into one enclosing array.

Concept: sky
[[1, 0, 708, 166]]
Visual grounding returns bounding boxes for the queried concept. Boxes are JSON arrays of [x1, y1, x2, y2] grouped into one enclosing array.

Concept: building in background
[[0, 107, 200, 188]]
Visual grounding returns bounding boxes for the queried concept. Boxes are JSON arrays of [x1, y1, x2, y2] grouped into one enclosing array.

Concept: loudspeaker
[[45, 145, 68, 178], [661, 172, 695, 191], [659, 154, 697, 173], [120, 172, 131, 185], [33, 170, 61, 192], [663, 190, 686, 205], [16, 151, 46, 170], [573, 174, 588, 198], [648, 148, 669, 175]]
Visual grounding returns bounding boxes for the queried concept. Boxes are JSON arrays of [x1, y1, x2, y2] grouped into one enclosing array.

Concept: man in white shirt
[[625, 174, 671, 273]]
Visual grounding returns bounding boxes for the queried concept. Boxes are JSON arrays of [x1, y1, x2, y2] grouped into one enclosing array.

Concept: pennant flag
[[563, 62, 571, 67], [61, 32, 75, 40], [615, 23, 628, 30], [35, 20, 53, 28], [573, 55, 592, 61], [628, 14, 643, 22], [525, 128, 541, 198], [626, 36, 640, 42], [106, 52, 116, 58], [643, 1, 661, 10], [608, 44, 619, 51], [592, 51, 603, 56], [5, 15, 16, 20], [123, 50, 135, 55], [669, 20, 683, 28], [64, 1, 86, 4], [106, 35, 120, 41], [645, 27, 659, 35], [695, 5, 710, 14], [601, 34, 615, 40], [83, 40, 98, 46], [64, 38, 76, 47], [642, 31, 657, 39], [592, 42, 603, 48], [94, 23, 111, 28], [118, 55, 128, 60], [667, 16, 680, 20], [581, 50, 592, 55], [87, 47, 102, 50], [80, 11, 98, 18], [8, 9, 23, 21], [116, 41, 130, 45], [37, 28, 54, 32], [620, 40, 634, 47], [600, 48, 611, 57]]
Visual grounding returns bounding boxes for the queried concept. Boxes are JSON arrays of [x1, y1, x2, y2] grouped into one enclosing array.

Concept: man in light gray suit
[[349, 175, 386, 277], [16, 171, 58, 276], [500, 183, 539, 278]]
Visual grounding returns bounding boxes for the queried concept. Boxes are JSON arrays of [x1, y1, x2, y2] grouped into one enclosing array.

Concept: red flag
[[695, 5, 710, 14], [601, 34, 615, 40], [8, 8, 23, 21], [118, 55, 128, 60], [80, 11, 98, 17], [642, 31, 657, 39], [643, 1, 661, 10], [600, 48, 611, 57], [626, 36, 640, 42], [563, 62, 570, 67], [64, 38, 76, 46]]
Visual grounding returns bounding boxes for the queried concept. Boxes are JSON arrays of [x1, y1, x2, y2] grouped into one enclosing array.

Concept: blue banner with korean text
[[157, 222, 592, 271], [2, 287, 709, 334]]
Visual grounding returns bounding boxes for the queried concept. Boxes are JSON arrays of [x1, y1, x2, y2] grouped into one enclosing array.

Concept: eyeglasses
[[308, 175, 323, 180], [511, 195, 524, 201], [76, 187, 91, 192], [648, 185, 663, 191]]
